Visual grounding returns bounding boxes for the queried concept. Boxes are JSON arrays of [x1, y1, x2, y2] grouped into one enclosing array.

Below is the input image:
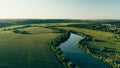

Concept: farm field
[[0, 26, 63, 68]]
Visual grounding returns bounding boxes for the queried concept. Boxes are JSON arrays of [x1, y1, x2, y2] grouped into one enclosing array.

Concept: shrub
[[13, 29, 31, 34], [68, 62, 76, 68]]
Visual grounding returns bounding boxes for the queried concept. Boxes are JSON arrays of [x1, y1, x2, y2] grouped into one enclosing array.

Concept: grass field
[[0, 26, 63, 68], [18, 27, 54, 34]]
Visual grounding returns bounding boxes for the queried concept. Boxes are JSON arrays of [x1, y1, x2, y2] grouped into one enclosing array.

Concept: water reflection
[[59, 33, 110, 68]]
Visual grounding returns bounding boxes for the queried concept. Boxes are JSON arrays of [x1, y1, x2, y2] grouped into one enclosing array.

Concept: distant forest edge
[[0, 19, 120, 28], [67, 22, 120, 34], [0, 19, 89, 27]]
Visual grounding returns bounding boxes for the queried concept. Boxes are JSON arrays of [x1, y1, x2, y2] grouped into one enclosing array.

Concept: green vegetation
[[57, 27, 120, 68], [0, 26, 64, 68], [49, 28, 79, 68], [0, 19, 90, 28], [18, 27, 54, 34], [0, 19, 120, 68], [67, 22, 120, 34], [0, 25, 80, 68], [13, 29, 31, 34]]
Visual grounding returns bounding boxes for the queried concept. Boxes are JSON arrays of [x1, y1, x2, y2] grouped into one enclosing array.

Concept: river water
[[59, 33, 110, 68]]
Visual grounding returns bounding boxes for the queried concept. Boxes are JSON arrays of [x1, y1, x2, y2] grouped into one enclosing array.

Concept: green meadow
[[0, 26, 63, 68]]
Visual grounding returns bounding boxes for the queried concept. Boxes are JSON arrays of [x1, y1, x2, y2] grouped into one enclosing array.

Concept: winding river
[[59, 33, 110, 68]]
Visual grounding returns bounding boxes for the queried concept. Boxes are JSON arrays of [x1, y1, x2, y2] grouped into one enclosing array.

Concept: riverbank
[[49, 31, 80, 68], [56, 27, 120, 68], [59, 33, 110, 68], [76, 33, 113, 68], [75, 31, 119, 68]]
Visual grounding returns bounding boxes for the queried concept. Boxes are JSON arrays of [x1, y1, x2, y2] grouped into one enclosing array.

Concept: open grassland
[[57, 27, 120, 68], [0, 27, 63, 68], [19, 27, 54, 34], [3, 25, 25, 29]]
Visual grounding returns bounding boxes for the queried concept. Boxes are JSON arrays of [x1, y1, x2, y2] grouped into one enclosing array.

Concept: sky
[[0, 0, 120, 19]]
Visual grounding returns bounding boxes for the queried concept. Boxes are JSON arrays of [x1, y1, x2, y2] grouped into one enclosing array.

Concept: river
[[59, 33, 110, 68]]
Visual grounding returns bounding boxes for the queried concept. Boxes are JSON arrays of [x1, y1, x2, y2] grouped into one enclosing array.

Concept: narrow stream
[[59, 33, 110, 68]]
